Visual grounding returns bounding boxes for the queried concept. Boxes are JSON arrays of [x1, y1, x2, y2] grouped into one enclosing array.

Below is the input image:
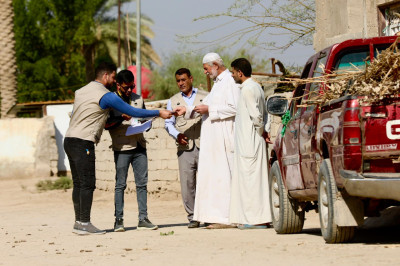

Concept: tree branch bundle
[[283, 38, 400, 106]]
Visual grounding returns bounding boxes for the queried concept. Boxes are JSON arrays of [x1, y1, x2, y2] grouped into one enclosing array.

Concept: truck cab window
[[374, 44, 400, 57], [291, 84, 305, 118], [334, 48, 369, 71], [291, 62, 312, 117], [307, 54, 328, 111]]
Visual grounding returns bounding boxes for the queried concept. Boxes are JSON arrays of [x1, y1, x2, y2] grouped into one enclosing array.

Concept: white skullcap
[[202, 52, 222, 64]]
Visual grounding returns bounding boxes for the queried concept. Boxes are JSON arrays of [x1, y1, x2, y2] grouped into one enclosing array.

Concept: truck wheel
[[269, 161, 305, 234], [318, 159, 355, 243]]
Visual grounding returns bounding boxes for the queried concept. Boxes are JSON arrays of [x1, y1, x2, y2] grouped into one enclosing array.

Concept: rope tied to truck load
[[281, 110, 291, 136]]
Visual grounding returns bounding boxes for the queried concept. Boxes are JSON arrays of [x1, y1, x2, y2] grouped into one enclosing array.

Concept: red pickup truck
[[267, 36, 400, 243]]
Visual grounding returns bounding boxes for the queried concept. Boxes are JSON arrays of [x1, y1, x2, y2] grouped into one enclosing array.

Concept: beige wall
[[314, 0, 396, 51], [0, 102, 182, 196], [0, 116, 57, 179]]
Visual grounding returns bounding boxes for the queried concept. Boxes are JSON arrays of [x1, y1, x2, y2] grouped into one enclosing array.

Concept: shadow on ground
[[294, 206, 400, 244], [105, 223, 188, 232]]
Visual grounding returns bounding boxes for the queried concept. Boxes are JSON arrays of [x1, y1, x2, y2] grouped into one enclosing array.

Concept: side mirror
[[266, 96, 288, 116]]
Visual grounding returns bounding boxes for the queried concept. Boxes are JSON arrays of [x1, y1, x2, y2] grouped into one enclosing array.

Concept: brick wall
[[95, 100, 182, 198]]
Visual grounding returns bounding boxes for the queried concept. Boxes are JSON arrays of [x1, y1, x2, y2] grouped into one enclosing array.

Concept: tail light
[[343, 99, 362, 171]]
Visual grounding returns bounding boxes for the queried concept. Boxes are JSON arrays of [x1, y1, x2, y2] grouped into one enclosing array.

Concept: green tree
[[151, 52, 206, 100], [14, 0, 101, 102], [13, 0, 160, 103], [14, 0, 84, 102], [150, 49, 273, 100]]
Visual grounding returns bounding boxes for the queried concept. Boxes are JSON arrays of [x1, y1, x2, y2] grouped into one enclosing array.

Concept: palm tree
[[0, 0, 17, 118], [101, 14, 162, 68], [83, 0, 161, 81]]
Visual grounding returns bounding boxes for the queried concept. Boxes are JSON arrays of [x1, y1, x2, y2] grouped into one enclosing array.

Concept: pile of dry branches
[[284, 38, 400, 106]]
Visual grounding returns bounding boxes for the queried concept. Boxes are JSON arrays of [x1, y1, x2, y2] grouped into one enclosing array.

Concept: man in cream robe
[[176, 53, 241, 227], [229, 58, 272, 227]]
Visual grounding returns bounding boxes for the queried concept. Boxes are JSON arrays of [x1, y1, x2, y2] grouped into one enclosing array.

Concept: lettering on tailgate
[[366, 143, 398, 151], [386, 120, 400, 140]]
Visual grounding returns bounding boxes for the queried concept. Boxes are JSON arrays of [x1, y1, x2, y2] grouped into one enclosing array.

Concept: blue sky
[[124, 0, 315, 69]]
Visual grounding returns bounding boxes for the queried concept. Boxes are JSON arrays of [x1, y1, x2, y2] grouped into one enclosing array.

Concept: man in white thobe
[[175, 53, 241, 228], [229, 58, 272, 229]]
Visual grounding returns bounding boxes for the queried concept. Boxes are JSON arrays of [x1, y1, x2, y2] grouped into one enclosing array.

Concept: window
[[308, 54, 328, 101], [374, 44, 400, 57], [378, 3, 400, 36], [334, 50, 369, 71], [291, 62, 312, 117]]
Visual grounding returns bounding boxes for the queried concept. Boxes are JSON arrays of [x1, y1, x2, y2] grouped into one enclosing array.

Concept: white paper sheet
[[125, 119, 152, 136]]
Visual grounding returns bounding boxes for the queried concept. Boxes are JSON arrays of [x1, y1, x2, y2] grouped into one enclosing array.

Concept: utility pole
[[136, 0, 141, 96], [126, 13, 132, 65], [117, 0, 121, 68]]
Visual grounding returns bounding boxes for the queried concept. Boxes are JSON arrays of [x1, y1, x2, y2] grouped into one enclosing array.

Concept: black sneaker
[[188, 221, 200, 228], [114, 218, 125, 232], [137, 218, 158, 230], [72, 221, 81, 234], [76, 222, 106, 235]]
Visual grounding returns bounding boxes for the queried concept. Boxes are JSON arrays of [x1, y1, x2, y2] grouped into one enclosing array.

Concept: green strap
[[281, 110, 291, 136]]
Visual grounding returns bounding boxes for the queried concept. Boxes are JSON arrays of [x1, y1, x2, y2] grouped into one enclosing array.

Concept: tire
[[318, 159, 355, 243], [269, 161, 305, 234]]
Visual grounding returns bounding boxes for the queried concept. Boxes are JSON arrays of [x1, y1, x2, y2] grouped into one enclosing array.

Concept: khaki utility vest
[[170, 89, 208, 151], [108, 93, 147, 151], [65, 81, 109, 143]]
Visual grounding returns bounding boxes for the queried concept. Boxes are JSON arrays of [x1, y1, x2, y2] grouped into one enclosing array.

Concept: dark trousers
[[64, 137, 96, 223]]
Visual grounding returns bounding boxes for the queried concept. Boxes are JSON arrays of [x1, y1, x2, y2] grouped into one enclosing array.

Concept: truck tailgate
[[361, 99, 400, 172]]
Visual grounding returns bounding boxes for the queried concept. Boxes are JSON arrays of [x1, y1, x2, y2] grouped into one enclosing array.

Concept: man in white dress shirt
[[175, 53, 241, 229], [229, 58, 272, 229]]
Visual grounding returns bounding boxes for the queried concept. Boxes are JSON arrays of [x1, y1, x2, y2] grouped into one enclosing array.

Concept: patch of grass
[[36, 176, 72, 191], [160, 231, 174, 236]]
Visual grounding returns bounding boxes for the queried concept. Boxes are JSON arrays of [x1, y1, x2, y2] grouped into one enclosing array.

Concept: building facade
[[314, 0, 400, 51]]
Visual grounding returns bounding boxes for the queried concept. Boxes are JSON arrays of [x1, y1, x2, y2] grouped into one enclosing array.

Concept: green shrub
[[36, 176, 72, 191]]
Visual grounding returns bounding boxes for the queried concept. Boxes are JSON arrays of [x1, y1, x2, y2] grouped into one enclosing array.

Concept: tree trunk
[[0, 0, 17, 118], [83, 44, 95, 82]]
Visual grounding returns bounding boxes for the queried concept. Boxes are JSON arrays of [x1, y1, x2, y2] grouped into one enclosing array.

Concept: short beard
[[105, 80, 113, 89], [233, 77, 242, 84], [209, 67, 218, 80]]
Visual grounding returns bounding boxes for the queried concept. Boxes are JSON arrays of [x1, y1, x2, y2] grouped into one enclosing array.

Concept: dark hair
[[116, 70, 134, 84], [175, 68, 192, 77], [231, 58, 252, 77], [95, 62, 117, 79]]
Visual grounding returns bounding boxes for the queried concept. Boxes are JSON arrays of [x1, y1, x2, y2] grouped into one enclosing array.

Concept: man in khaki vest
[[64, 63, 172, 235], [165, 68, 208, 228], [105, 70, 158, 232]]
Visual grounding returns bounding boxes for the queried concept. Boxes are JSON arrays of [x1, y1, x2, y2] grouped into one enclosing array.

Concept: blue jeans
[[114, 144, 148, 221]]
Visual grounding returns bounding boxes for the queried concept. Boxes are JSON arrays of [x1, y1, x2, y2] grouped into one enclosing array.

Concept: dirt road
[[1, 177, 399, 265]]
